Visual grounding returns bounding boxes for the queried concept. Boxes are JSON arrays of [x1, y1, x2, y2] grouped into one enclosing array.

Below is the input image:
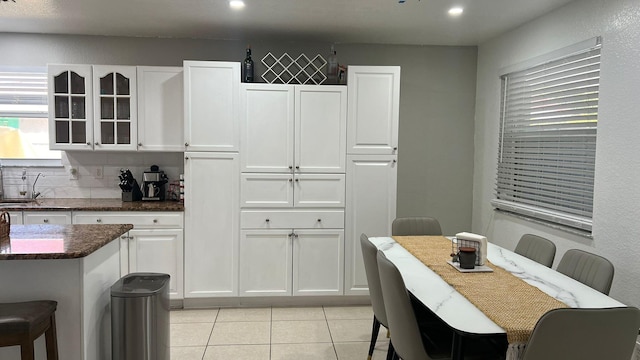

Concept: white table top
[[370, 236, 625, 336]]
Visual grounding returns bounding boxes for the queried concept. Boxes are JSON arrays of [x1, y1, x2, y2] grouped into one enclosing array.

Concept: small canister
[[458, 247, 477, 269]]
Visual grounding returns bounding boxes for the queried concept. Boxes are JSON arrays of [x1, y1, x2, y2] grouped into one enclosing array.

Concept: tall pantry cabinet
[[183, 61, 241, 298], [344, 66, 400, 295]]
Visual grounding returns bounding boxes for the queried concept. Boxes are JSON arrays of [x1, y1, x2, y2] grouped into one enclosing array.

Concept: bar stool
[[0, 301, 59, 360]]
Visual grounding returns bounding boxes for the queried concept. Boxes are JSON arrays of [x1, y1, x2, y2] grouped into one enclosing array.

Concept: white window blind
[[0, 67, 48, 118], [492, 41, 601, 232]]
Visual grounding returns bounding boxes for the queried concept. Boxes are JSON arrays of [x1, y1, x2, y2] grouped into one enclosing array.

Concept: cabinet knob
[[289, 178, 293, 182], [185, 156, 189, 160], [295, 178, 299, 182], [96, 218, 102, 223], [289, 166, 293, 170], [393, 159, 397, 163], [185, 142, 189, 147], [295, 166, 300, 170], [138, 142, 143, 146], [317, 218, 322, 222], [121, 235, 128, 239], [43, 219, 49, 223], [265, 219, 270, 223], [86, 142, 91, 146], [393, 147, 398, 151], [153, 219, 158, 223]]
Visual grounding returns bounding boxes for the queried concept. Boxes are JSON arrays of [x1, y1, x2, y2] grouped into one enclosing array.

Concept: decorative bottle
[[243, 45, 254, 83], [327, 45, 339, 84]]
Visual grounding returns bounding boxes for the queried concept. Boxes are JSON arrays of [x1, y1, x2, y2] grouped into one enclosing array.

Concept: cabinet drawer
[[23, 211, 72, 225], [241, 173, 345, 208], [241, 210, 344, 229], [73, 212, 183, 228]]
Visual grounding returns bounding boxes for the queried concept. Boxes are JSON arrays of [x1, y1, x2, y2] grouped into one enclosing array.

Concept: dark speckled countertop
[[0, 198, 184, 212], [0, 224, 134, 260]]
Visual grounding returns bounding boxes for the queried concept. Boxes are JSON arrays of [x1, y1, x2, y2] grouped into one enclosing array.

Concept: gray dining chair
[[360, 233, 394, 360], [521, 307, 640, 360], [556, 249, 614, 295], [514, 234, 556, 268], [392, 217, 442, 236]]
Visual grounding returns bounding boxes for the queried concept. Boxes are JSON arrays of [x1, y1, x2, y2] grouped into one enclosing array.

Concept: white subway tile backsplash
[[2, 151, 183, 200]]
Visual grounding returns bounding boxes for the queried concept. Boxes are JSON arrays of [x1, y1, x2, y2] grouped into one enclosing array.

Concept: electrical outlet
[[69, 167, 79, 180], [94, 166, 103, 179]]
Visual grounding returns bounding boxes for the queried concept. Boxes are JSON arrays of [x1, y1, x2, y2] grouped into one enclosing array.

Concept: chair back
[[392, 217, 442, 236], [557, 249, 614, 294], [360, 233, 388, 327], [514, 234, 556, 267], [522, 307, 640, 360], [377, 250, 431, 360]]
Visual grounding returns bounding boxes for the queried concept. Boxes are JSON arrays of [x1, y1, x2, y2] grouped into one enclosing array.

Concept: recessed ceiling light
[[448, 6, 463, 16], [229, 0, 245, 9]]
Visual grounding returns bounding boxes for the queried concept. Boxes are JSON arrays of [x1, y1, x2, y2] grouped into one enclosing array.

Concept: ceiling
[[0, 0, 575, 46]]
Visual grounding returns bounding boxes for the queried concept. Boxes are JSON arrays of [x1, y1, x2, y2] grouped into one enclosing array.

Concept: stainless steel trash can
[[111, 272, 170, 360]]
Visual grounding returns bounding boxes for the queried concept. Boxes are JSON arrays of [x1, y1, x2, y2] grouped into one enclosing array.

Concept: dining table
[[369, 235, 626, 360]]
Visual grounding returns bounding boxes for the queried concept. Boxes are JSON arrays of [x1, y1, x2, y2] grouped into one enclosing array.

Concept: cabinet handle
[[289, 166, 293, 170], [86, 142, 91, 146], [153, 219, 158, 223], [317, 219, 322, 222], [185, 142, 189, 147], [121, 235, 128, 239], [138, 142, 143, 146], [43, 219, 49, 223], [95, 142, 99, 145], [295, 178, 299, 182], [393, 159, 397, 163], [185, 156, 189, 160], [295, 166, 300, 170], [393, 147, 398, 151], [265, 219, 270, 223], [96, 218, 102, 223], [289, 178, 293, 182]]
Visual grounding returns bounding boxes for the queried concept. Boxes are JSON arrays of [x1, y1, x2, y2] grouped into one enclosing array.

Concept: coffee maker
[[142, 165, 168, 201]]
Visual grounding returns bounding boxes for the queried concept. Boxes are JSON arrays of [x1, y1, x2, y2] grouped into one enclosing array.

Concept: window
[[492, 39, 601, 233], [0, 67, 61, 160]]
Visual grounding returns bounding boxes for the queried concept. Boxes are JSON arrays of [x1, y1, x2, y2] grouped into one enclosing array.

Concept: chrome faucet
[[32, 172, 43, 199]]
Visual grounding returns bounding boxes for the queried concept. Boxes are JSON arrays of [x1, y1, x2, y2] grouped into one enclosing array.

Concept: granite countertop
[[0, 224, 134, 260], [0, 198, 184, 212]]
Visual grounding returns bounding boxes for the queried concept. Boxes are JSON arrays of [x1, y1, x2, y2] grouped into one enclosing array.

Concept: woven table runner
[[393, 235, 567, 344]]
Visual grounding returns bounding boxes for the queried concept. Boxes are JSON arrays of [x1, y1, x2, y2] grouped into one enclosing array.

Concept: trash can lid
[[111, 272, 170, 297]]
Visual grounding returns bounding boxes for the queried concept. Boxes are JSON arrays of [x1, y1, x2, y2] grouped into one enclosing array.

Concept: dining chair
[[392, 217, 442, 236], [360, 233, 394, 360], [514, 234, 556, 268], [556, 249, 614, 295], [521, 307, 640, 360], [377, 249, 436, 360]]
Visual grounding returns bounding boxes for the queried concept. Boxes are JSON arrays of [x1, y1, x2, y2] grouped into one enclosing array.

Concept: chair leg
[[386, 340, 396, 360], [45, 313, 59, 360], [368, 316, 382, 360], [20, 340, 35, 360]]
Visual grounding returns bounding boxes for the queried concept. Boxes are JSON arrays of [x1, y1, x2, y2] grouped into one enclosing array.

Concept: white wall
[[473, 0, 640, 306], [1, 34, 478, 234]]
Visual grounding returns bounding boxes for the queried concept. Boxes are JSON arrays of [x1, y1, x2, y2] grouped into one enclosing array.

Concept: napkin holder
[[455, 232, 488, 266]]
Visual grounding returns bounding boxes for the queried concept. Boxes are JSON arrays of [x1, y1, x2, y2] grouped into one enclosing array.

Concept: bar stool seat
[[0, 301, 59, 360]]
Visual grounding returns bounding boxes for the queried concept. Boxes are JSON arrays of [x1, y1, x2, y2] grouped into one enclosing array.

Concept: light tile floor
[[170, 306, 390, 360]]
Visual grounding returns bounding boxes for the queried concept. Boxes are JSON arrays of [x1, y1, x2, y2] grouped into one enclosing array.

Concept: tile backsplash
[[1, 152, 184, 200]]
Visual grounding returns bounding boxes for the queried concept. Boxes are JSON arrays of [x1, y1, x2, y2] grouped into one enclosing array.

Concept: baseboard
[[180, 295, 371, 309]]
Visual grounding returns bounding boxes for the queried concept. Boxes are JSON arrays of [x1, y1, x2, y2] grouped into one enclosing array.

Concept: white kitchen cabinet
[[137, 66, 184, 152], [23, 211, 72, 225], [344, 155, 397, 295], [184, 152, 239, 298], [240, 84, 347, 173], [72, 211, 184, 299], [48, 64, 94, 150], [92, 65, 138, 151], [5, 211, 23, 225], [184, 61, 240, 152], [239, 228, 344, 297], [347, 66, 400, 155], [240, 173, 345, 208]]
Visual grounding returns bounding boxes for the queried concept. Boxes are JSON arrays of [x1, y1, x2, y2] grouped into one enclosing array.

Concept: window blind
[[0, 68, 48, 118], [492, 43, 601, 232]]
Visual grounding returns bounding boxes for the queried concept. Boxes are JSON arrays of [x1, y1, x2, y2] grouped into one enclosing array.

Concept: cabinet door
[[6, 212, 23, 225], [137, 66, 184, 152], [344, 155, 397, 295], [293, 230, 344, 296], [239, 230, 292, 297], [184, 61, 240, 152], [347, 66, 400, 155], [241, 84, 294, 173], [48, 64, 93, 150], [295, 85, 347, 173], [240, 173, 293, 208], [23, 211, 72, 225], [294, 174, 345, 208], [128, 228, 184, 299], [93, 65, 138, 151], [184, 152, 239, 297]]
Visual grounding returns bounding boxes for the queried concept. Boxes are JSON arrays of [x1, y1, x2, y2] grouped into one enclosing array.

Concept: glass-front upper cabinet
[[48, 64, 94, 150], [93, 65, 137, 151]]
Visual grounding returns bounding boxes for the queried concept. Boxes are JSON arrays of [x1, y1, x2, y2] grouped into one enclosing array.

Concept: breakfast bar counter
[[0, 224, 134, 360]]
